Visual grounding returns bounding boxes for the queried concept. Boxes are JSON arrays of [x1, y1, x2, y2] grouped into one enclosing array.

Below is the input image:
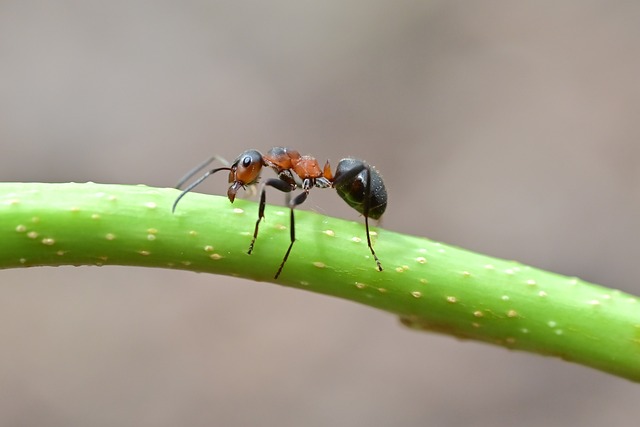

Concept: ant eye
[[242, 156, 252, 167]]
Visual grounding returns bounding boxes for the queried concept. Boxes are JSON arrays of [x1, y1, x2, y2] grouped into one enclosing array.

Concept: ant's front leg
[[248, 178, 295, 255]]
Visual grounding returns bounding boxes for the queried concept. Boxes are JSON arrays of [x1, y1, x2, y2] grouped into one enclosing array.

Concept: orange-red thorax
[[263, 148, 294, 172], [264, 148, 324, 179], [291, 156, 323, 179]]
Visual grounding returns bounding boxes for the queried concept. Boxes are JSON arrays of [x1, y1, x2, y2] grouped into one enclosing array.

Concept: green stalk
[[1, 182, 639, 381]]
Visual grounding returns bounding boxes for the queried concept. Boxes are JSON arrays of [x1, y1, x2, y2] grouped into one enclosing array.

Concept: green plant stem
[[1, 182, 639, 381]]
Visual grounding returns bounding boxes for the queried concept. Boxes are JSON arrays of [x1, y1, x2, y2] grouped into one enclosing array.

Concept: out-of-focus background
[[1, 1, 639, 426]]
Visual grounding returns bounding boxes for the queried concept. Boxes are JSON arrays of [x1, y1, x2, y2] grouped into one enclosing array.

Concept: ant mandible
[[172, 147, 387, 279]]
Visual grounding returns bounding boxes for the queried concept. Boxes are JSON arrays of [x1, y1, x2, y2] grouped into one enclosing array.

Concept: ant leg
[[248, 185, 267, 254], [363, 214, 382, 271], [333, 163, 383, 271], [274, 190, 309, 279], [362, 165, 383, 271], [248, 178, 294, 255], [331, 163, 366, 187]]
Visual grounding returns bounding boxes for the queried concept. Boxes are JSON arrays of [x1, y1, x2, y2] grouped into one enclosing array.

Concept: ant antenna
[[175, 156, 216, 189], [172, 167, 231, 213]]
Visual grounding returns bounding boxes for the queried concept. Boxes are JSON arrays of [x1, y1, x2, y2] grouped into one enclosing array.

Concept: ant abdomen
[[333, 158, 387, 220]]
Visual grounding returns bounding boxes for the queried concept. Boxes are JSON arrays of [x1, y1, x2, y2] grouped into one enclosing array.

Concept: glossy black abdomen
[[333, 158, 387, 220]]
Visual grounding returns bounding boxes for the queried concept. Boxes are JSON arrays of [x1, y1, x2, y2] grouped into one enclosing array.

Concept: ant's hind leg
[[362, 166, 382, 271], [364, 214, 383, 271]]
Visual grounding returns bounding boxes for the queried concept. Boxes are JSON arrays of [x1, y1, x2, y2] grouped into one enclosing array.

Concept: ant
[[172, 147, 387, 279]]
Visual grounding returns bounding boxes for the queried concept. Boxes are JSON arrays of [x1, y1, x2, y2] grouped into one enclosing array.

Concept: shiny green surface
[[1, 182, 639, 381]]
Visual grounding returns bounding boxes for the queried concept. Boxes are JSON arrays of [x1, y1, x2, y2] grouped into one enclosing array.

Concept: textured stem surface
[[1, 182, 639, 381]]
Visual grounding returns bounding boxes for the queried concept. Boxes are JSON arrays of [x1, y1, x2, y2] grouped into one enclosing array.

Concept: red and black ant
[[172, 147, 387, 279]]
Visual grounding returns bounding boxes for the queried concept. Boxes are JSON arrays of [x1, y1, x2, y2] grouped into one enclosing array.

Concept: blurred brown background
[[1, 1, 639, 426]]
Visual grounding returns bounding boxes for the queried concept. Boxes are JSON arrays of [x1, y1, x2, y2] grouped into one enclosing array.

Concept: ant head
[[227, 150, 264, 202]]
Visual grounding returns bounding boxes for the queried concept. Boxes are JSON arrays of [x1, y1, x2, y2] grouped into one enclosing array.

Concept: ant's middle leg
[[248, 178, 295, 255], [274, 189, 310, 279]]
